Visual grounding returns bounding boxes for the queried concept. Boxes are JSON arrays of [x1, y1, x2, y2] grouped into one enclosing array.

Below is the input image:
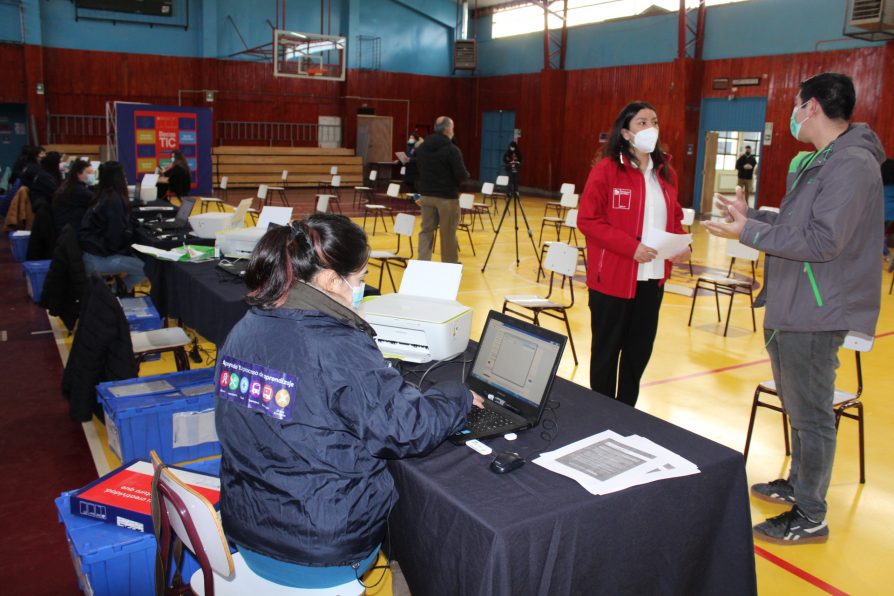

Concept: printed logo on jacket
[[217, 356, 297, 421], [612, 188, 632, 210]]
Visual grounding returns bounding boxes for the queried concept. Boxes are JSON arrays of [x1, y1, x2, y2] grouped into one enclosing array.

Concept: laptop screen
[[174, 197, 196, 223], [467, 311, 566, 416]]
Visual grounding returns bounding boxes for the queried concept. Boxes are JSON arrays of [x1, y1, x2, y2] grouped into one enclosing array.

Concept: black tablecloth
[[144, 259, 249, 346], [388, 360, 757, 596]]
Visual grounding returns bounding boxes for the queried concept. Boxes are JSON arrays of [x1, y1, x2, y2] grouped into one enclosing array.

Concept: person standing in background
[[577, 100, 690, 408], [503, 141, 523, 198], [403, 132, 421, 192], [415, 116, 469, 264], [735, 145, 758, 204], [705, 72, 883, 545]]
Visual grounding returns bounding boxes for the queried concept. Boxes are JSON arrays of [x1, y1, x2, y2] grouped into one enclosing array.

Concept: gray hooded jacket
[[741, 123, 884, 335]]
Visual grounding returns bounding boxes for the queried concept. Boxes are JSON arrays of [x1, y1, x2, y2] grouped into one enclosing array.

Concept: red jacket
[[577, 155, 684, 299]]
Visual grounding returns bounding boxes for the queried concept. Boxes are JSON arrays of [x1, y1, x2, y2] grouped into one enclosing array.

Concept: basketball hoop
[[273, 29, 346, 81]]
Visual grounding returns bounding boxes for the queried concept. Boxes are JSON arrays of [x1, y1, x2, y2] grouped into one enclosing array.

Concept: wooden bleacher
[[213, 146, 363, 188], [45, 144, 102, 161]]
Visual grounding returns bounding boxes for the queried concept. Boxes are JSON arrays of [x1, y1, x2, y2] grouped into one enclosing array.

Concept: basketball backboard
[[274, 30, 346, 81]]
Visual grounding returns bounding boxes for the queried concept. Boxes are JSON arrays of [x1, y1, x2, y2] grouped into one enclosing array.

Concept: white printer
[[360, 261, 471, 363], [215, 206, 293, 258]]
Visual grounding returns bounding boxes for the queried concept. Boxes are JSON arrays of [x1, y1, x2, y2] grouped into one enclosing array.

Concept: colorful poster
[[115, 103, 212, 196]]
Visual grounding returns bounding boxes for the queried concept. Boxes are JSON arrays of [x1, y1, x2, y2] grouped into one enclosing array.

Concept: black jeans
[[588, 281, 664, 406]]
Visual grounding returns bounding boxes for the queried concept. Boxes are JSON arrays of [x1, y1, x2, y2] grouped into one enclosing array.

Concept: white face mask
[[629, 127, 659, 153]]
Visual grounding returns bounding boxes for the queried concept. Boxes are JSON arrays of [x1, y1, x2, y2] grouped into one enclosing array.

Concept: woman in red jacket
[[577, 101, 690, 407]]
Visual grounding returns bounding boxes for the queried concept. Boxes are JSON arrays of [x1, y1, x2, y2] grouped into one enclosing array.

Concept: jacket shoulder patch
[[217, 355, 298, 421]]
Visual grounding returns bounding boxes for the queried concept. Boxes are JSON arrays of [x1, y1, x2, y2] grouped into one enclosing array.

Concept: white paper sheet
[[640, 228, 692, 260], [257, 206, 293, 229], [398, 260, 463, 300], [533, 430, 699, 495]]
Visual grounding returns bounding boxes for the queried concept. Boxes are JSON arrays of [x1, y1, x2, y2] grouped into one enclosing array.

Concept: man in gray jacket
[[705, 72, 883, 545]]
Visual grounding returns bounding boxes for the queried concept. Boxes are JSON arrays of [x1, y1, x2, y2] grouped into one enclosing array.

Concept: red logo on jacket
[[612, 188, 632, 210]]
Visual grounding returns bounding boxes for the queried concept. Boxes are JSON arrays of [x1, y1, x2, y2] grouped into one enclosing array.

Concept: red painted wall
[[2, 41, 891, 208]]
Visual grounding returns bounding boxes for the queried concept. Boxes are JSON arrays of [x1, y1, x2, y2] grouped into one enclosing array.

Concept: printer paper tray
[[375, 341, 431, 363]]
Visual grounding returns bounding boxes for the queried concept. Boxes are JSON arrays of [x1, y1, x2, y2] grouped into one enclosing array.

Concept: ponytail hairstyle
[[600, 100, 673, 183], [245, 213, 370, 309]]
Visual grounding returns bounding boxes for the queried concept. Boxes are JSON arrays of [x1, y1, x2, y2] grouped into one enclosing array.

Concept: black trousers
[[588, 280, 664, 407]]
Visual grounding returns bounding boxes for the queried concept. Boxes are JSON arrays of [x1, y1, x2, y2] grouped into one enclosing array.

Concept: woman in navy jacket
[[577, 101, 690, 407], [215, 213, 482, 589]]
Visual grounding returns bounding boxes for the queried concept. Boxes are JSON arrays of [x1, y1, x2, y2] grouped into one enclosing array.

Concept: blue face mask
[[85, 173, 96, 186], [342, 276, 365, 310], [789, 101, 810, 141]]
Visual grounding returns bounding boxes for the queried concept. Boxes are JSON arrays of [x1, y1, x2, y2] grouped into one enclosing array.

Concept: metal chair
[[267, 170, 290, 206], [353, 169, 378, 208], [315, 194, 330, 213], [538, 193, 579, 245], [725, 238, 759, 280], [363, 182, 396, 235], [368, 213, 416, 292], [479, 181, 506, 216], [246, 184, 268, 225], [538, 209, 585, 283], [687, 273, 756, 337], [456, 194, 478, 256], [680, 208, 695, 276], [150, 451, 363, 596], [544, 182, 575, 218], [742, 331, 873, 483], [503, 242, 580, 365]]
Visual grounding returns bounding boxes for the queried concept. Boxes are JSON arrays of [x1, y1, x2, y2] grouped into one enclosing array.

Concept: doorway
[[693, 97, 767, 212], [0, 104, 28, 179], [356, 115, 393, 173], [480, 110, 515, 184]]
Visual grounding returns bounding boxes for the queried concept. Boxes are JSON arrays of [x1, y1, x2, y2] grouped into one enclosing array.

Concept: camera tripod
[[481, 188, 543, 274]]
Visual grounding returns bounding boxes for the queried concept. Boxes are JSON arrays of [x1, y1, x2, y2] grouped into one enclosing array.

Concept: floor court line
[[754, 546, 848, 596]]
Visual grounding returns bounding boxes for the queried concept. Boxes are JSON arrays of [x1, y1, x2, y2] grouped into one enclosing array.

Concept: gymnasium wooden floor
[[52, 190, 894, 593]]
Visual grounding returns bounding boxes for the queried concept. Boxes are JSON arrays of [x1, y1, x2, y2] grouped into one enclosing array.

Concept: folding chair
[[368, 213, 416, 292], [456, 194, 478, 256], [539, 193, 579, 245], [544, 183, 575, 218], [267, 170, 289, 206], [742, 332, 873, 483], [354, 170, 378, 208], [503, 242, 580, 365], [150, 451, 364, 596], [538, 209, 585, 282], [363, 183, 396, 235], [681, 208, 695, 276]]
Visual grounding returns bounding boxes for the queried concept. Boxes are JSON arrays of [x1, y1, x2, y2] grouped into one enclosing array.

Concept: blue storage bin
[[9, 230, 30, 262], [56, 460, 218, 596], [119, 297, 163, 332], [97, 368, 220, 464], [23, 259, 51, 303]]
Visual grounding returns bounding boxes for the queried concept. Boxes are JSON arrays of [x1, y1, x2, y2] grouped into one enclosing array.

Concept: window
[[715, 131, 761, 171], [492, 0, 752, 40]]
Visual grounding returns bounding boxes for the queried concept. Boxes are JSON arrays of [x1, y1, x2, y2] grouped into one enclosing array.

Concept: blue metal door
[[0, 104, 28, 178], [692, 97, 767, 212], [480, 110, 515, 184]]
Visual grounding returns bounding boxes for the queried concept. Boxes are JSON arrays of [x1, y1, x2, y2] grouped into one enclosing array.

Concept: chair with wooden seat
[[266, 170, 290, 206], [687, 272, 756, 337], [150, 451, 364, 596], [742, 331, 873, 483], [247, 184, 268, 225], [538, 193, 579, 245], [368, 213, 416, 292], [363, 183, 396, 235], [456, 194, 478, 256], [503, 241, 580, 365], [680, 207, 696, 276], [353, 170, 378, 208], [538, 209, 585, 283], [544, 183, 576, 218]]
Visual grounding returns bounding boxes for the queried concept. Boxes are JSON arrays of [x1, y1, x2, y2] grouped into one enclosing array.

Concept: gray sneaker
[[751, 479, 795, 505], [754, 506, 828, 545]]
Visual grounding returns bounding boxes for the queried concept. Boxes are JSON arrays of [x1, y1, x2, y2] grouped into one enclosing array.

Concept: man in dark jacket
[[735, 145, 758, 203], [706, 72, 883, 545], [415, 116, 469, 263]]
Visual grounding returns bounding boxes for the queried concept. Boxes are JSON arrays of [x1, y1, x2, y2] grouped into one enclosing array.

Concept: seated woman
[[27, 151, 63, 213], [78, 161, 147, 293], [52, 159, 95, 236], [214, 213, 482, 589]]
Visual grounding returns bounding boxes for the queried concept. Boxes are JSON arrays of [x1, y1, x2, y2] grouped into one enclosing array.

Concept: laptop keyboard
[[466, 407, 515, 433]]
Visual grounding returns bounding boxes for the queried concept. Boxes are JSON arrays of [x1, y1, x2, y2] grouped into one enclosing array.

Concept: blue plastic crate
[[119, 297, 163, 332], [97, 369, 220, 463], [56, 458, 218, 596], [23, 259, 51, 303], [9, 230, 30, 262]]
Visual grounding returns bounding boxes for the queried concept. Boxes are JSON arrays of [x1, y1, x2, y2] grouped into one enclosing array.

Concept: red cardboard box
[[70, 459, 220, 534]]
